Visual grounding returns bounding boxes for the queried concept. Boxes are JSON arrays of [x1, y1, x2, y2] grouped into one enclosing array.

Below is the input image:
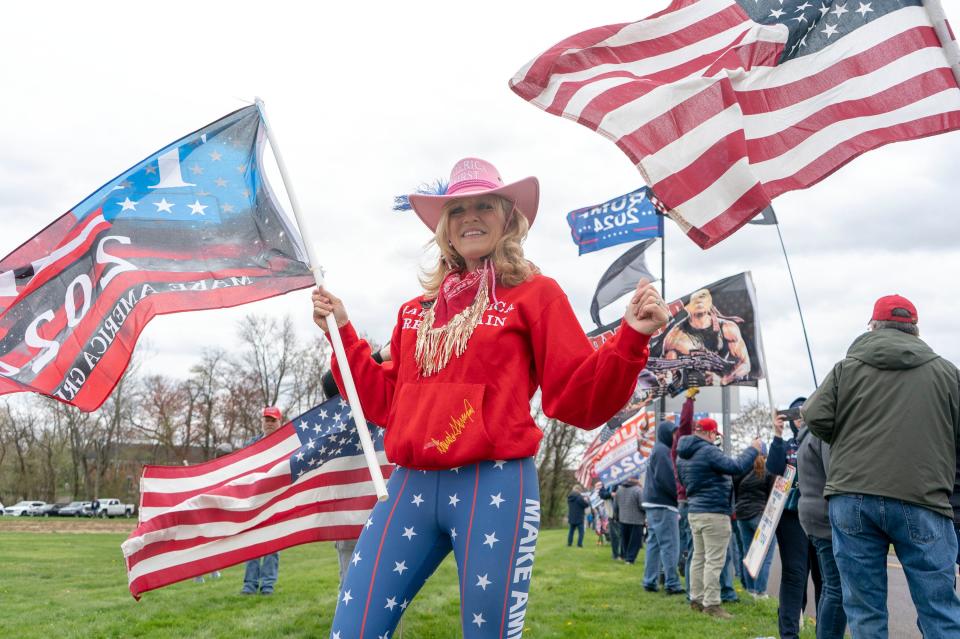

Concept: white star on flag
[[448, 494, 460, 507], [476, 574, 491, 590], [472, 613, 486, 627], [450, 528, 458, 540], [153, 198, 174, 213], [483, 532, 499, 548], [402, 526, 417, 540], [412, 494, 424, 507], [342, 590, 353, 605], [118, 197, 137, 212], [490, 493, 505, 508], [332, 632, 340, 639], [385, 596, 398, 611], [298, 421, 309, 431], [856, 1, 873, 16], [400, 599, 409, 611], [365, 518, 374, 529], [493, 460, 506, 470], [393, 561, 407, 575], [351, 552, 362, 566]]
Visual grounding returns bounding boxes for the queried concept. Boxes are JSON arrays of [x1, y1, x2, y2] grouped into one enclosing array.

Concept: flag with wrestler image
[[0, 105, 314, 411], [588, 272, 765, 398]]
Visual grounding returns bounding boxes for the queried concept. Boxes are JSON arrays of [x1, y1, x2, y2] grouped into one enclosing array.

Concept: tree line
[[0, 313, 589, 527]]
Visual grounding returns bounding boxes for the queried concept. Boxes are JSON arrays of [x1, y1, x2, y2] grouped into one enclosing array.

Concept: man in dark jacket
[[804, 295, 960, 638], [797, 428, 846, 639], [566, 485, 590, 548], [642, 419, 683, 594], [677, 417, 760, 618], [615, 476, 645, 564]]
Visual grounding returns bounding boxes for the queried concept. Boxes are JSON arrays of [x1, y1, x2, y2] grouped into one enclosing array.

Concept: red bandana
[[430, 268, 486, 328]]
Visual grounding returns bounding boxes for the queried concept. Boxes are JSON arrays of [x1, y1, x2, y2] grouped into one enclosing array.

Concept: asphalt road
[[763, 551, 960, 638]]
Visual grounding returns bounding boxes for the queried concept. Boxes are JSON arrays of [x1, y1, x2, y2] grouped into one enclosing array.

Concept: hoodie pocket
[[391, 382, 493, 467]]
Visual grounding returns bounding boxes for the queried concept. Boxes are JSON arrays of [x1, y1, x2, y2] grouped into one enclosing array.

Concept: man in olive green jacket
[[803, 295, 960, 639]]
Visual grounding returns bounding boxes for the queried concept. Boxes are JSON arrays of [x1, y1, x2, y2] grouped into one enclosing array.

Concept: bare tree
[[535, 410, 584, 527], [1, 401, 38, 500], [288, 335, 330, 417], [188, 349, 226, 460], [235, 314, 297, 410], [729, 400, 776, 453]]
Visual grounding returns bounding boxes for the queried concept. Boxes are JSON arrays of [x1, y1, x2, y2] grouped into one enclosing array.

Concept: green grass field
[[0, 519, 813, 638]]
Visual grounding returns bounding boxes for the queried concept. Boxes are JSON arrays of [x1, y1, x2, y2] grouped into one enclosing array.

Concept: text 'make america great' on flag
[[122, 395, 393, 599], [0, 106, 314, 410], [510, 0, 960, 248]]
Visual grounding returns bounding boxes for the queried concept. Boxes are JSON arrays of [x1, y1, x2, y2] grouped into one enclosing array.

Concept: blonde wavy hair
[[420, 195, 538, 299]]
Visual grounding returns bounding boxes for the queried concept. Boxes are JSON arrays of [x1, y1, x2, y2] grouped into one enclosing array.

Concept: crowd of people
[[571, 295, 960, 638]]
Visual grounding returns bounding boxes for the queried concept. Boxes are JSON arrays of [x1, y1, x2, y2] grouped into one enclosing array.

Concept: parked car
[[3, 501, 46, 516], [57, 501, 92, 517], [35, 502, 69, 517], [94, 498, 135, 518]]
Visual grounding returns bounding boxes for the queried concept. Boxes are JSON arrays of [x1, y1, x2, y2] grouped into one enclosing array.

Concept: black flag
[[747, 205, 778, 225], [589, 239, 657, 328]]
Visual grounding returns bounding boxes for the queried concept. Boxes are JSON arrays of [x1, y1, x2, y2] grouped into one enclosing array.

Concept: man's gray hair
[[869, 319, 919, 336]]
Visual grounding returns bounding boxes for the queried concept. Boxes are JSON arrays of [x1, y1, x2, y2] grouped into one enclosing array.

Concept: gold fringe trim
[[415, 275, 489, 377]]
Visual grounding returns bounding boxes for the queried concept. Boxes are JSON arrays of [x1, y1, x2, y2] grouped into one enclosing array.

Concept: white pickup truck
[[93, 498, 135, 518]]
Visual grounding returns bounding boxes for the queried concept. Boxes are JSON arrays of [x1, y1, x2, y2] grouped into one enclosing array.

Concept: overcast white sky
[[1, 1, 958, 411]]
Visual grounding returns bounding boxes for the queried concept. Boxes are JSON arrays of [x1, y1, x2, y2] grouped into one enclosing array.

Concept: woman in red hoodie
[[313, 158, 669, 638]]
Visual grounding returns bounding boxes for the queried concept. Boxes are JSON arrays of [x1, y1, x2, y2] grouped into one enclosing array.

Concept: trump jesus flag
[[510, 0, 960, 248], [0, 106, 314, 410]]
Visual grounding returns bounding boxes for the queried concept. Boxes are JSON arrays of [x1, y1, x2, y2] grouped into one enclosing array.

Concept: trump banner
[[566, 186, 662, 255], [0, 106, 314, 410], [589, 272, 765, 400], [593, 409, 656, 488]]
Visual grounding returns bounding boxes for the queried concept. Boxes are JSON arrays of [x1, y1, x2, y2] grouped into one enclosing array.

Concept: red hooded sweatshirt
[[330, 274, 650, 470]]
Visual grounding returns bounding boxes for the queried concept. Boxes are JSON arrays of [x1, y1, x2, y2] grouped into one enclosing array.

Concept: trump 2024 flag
[[510, 0, 960, 248], [122, 396, 393, 599], [0, 106, 314, 410]]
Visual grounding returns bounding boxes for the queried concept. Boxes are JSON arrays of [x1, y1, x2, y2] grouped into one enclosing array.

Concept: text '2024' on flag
[[0, 106, 314, 410], [510, 0, 960, 248], [122, 395, 393, 599]]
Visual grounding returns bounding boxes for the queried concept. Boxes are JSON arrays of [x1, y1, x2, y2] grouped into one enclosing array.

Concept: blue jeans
[[567, 521, 584, 547], [809, 536, 846, 639], [609, 519, 622, 559], [643, 507, 682, 591], [830, 494, 960, 639], [679, 502, 693, 588], [775, 510, 809, 639], [243, 552, 279, 593], [720, 538, 739, 602], [736, 515, 777, 594]]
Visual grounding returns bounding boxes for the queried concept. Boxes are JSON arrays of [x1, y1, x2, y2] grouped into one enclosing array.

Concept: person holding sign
[[312, 157, 669, 639]]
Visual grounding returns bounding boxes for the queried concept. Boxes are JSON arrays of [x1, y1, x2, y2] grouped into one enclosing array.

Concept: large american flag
[[510, 0, 960, 248], [122, 396, 392, 599]]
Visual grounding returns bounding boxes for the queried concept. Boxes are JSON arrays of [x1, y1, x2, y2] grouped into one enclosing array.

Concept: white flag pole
[[925, 0, 960, 86], [254, 97, 388, 502]]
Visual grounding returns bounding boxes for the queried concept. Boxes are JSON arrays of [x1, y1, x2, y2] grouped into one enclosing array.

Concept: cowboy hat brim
[[408, 176, 539, 233]]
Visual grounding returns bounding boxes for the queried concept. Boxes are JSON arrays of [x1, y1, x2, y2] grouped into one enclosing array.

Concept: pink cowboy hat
[[408, 158, 539, 232]]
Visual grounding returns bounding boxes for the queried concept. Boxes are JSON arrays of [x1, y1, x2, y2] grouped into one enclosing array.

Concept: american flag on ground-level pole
[[121, 395, 393, 599], [0, 105, 314, 411], [510, 0, 960, 248]]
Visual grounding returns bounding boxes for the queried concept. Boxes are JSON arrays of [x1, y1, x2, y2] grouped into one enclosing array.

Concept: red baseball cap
[[696, 417, 718, 432], [871, 295, 918, 324], [262, 406, 282, 420]]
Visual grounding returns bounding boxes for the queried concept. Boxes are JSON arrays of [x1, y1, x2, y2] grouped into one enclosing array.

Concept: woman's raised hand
[[312, 287, 349, 333], [624, 278, 670, 336]]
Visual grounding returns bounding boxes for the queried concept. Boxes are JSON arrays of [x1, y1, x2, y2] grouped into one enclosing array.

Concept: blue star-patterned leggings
[[329, 458, 541, 639]]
